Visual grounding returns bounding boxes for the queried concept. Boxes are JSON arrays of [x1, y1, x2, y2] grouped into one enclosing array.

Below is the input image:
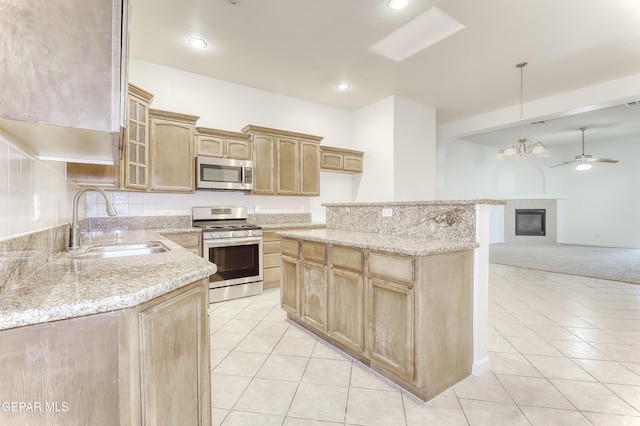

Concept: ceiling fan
[[551, 127, 619, 170]]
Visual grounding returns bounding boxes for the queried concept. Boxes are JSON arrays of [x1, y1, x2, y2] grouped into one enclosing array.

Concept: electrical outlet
[[382, 208, 393, 217]]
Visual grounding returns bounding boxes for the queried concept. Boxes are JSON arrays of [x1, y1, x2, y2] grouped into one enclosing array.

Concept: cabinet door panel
[[301, 260, 327, 331], [140, 283, 209, 426], [330, 268, 364, 352], [281, 255, 299, 315], [252, 135, 276, 194], [197, 136, 225, 157], [149, 120, 194, 192], [299, 141, 320, 196], [367, 278, 415, 382], [226, 139, 252, 160], [276, 138, 299, 195]]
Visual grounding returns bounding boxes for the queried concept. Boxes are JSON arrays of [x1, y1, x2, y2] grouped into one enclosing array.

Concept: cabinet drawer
[[301, 242, 325, 263], [264, 240, 281, 255], [368, 252, 414, 284], [281, 238, 299, 256], [264, 253, 281, 269], [262, 230, 281, 242], [330, 246, 363, 271], [264, 267, 281, 286]]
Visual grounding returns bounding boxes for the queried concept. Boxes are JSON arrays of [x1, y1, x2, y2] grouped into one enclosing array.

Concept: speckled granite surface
[[0, 225, 68, 293], [278, 229, 478, 256], [322, 200, 506, 207], [247, 213, 312, 225], [0, 228, 215, 331], [260, 223, 326, 230], [86, 215, 192, 230], [326, 204, 478, 243]]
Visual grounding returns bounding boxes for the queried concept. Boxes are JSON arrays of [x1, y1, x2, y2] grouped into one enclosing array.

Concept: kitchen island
[[0, 228, 215, 426], [278, 200, 504, 401]]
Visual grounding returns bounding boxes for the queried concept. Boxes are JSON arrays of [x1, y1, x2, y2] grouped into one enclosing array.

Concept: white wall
[[552, 135, 640, 248], [393, 97, 436, 200], [352, 97, 395, 202]]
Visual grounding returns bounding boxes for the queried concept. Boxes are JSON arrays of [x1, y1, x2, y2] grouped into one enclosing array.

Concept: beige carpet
[[489, 243, 640, 284]]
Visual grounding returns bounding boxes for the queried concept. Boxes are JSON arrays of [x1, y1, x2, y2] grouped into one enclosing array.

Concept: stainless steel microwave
[[196, 156, 254, 191]]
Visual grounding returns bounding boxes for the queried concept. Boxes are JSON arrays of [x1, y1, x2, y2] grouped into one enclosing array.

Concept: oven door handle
[[203, 237, 262, 248]]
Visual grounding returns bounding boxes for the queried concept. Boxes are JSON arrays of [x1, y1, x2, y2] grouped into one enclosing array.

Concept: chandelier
[[496, 62, 550, 160]]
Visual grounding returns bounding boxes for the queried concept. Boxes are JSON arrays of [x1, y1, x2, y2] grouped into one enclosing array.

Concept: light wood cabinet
[[0, 279, 210, 425], [139, 280, 210, 425], [161, 231, 202, 256], [252, 134, 276, 194], [263, 225, 324, 290], [368, 277, 415, 382], [300, 242, 327, 332], [300, 141, 321, 195], [280, 238, 474, 401], [124, 85, 155, 190], [149, 109, 199, 193], [277, 138, 300, 195], [320, 146, 364, 173], [278, 240, 300, 316], [242, 125, 322, 196], [196, 127, 252, 160], [328, 246, 365, 352], [1, 0, 128, 134]]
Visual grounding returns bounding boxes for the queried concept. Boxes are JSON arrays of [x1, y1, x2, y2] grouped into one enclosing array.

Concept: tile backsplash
[[0, 134, 78, 242]]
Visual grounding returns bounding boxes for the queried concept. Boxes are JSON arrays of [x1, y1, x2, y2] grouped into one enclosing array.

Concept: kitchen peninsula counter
[[277, 199, 503, 401], [278, 228, 478, 256], [0, 228, 216, 330]]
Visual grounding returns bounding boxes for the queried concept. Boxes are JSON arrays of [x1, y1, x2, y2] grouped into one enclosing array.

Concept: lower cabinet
[[264, 225, 324, 290], [139, 281, 210, 426], [0, 279, 211, 425], [280, 238, 474, 401], [367, 277, 415, 382]]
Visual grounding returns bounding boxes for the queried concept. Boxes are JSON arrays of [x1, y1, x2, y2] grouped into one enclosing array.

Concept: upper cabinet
[[149, 110, 199, 193], [242, 125, 322, 196], [0, 0, 129, 163], [124, 85, 155, 190], [195, 128, 252, 160], [320, 146, 364, 173]]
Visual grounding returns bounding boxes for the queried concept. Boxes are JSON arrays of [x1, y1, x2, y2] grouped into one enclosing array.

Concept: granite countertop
[[322, 199, 506, 207], [0, 228, 216, 331], [278, 229, 478, 256], [260, 222, 326, 230]]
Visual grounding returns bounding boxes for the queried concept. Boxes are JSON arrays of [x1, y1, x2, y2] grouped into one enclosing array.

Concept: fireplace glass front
[[515, 209, 546, 236]]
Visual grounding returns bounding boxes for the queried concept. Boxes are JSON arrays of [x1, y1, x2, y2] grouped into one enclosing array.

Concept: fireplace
[[515, 209, 546, 236]]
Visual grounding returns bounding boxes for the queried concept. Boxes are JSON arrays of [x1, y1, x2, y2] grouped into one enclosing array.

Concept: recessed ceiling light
[[336, 83, 351, 91], [187, 37, 208, 49], [388, 0, 410, 10]]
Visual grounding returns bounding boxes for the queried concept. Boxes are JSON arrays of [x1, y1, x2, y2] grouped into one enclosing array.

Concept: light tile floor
[[209, 264, 640, 425]]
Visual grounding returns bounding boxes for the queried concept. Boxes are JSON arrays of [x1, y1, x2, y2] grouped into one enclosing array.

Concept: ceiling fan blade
[[591, 158, 619, 163], [550, 160, 577, 168]]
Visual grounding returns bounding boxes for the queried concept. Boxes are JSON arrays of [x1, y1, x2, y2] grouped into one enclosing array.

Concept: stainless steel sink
[[70, 241, 169, 259]]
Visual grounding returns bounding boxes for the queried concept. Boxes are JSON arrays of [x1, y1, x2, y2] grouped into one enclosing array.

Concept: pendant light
[[497, 63, 550, 160]]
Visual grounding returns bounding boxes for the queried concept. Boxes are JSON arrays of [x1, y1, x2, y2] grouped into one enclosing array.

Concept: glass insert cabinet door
[[125, 88, 152, 189]]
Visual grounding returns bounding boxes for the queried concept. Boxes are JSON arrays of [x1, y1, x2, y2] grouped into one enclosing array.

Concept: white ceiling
[[129, 0, 640, 145]]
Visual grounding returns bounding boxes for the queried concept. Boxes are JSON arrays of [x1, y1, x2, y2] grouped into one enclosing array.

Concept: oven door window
[[208, 243, 260, 282], [201, 164, 242, 184]]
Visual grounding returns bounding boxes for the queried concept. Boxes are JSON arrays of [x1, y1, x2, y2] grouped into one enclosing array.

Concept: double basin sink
[[70, 241, 169, 260]]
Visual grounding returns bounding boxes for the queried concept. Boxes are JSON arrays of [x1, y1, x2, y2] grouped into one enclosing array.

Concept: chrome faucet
[[68, 186, 117, 250]]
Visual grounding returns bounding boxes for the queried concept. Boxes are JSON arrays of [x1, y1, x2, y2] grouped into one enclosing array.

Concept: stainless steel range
[[192, 206, 263, 303]]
